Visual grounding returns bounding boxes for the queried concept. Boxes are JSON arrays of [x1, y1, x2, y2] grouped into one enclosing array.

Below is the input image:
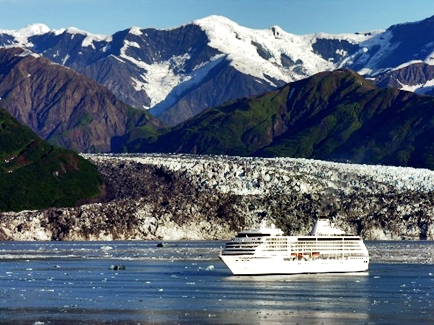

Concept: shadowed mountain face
[[0, 47, 163, 153], [0, 107, 103, 212], [130, 69, 434, 170]]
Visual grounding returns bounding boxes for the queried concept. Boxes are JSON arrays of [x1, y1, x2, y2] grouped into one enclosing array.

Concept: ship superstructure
[[219, 218, 369, 275]]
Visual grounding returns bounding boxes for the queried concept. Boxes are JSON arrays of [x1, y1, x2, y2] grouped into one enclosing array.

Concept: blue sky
[[1, 0, 434, 35]]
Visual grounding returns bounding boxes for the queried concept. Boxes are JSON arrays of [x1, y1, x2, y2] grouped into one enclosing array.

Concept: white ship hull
[[219, 255, 369, 275]]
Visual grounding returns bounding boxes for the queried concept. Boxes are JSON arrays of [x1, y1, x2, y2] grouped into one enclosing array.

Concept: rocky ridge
[[0, 47, 162, 152], [1, 154, 433, 241]]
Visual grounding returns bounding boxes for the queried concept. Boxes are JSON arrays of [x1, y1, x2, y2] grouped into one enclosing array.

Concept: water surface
[[0, 240, 433, 324]]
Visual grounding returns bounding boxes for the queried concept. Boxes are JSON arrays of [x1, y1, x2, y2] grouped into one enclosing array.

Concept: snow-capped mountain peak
[[129, 27, 143, 36], [15, 23, 50, 37], [0, 23, 50, 46], [2, 14, 434, 127], [193, 15, 306, 84], [192, 15, 377, 85]]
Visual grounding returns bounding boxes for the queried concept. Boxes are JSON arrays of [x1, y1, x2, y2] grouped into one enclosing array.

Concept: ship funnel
[[309, 217, 345, 236]]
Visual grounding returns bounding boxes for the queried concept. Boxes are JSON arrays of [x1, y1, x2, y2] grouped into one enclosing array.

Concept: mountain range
[[1, 15, 434, 166], [2, 15, 434, 128]]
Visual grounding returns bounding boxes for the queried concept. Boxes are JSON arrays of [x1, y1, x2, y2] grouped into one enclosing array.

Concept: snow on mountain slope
[[194, 15, 373, 84], [0, 23, 50, 37], [118, 39, 188, 108], [2, 15, 434, 125], [118, 33, 225, 109], [355, 16, 434, 94], [0, 16, 377, 111], [0, 23, 50, 46], [0, 23, 112, 49], [147, 54, 227, 114]]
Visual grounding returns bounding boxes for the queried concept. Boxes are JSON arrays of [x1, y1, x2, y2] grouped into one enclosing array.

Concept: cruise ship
[[219, 218, 369, 275]]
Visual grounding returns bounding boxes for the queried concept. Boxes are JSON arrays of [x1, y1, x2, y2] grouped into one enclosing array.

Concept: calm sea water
[[0, 240, 433, 325]]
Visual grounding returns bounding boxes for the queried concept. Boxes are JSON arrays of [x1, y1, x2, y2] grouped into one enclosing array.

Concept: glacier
[[1, 154, 433, 241]]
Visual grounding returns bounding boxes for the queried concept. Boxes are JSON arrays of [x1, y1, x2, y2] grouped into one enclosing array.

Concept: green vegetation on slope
[[129, 86, 291, 156], [0, 108, 103, 212]]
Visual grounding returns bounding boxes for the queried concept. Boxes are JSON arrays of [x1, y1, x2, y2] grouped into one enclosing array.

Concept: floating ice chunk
[[205, 265, 215, 271]]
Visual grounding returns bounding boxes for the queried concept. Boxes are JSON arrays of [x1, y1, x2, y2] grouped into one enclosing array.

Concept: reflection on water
[[0, 240, 433, 324], [221, 272, 371, 325]]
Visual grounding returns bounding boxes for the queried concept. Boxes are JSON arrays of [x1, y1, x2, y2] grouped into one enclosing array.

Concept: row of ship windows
[[292, 243, 362, 248], [232, 240, 362, 246], [227, 244, 363, 250], [262, 238, 361, 242], [261, 248, 364, 253], [262, 244, 363, 249], [226, 248, 365, 254], [292, 244, 362, 248], [261, 241, 362, 245], [262, 240, 362, 245]]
